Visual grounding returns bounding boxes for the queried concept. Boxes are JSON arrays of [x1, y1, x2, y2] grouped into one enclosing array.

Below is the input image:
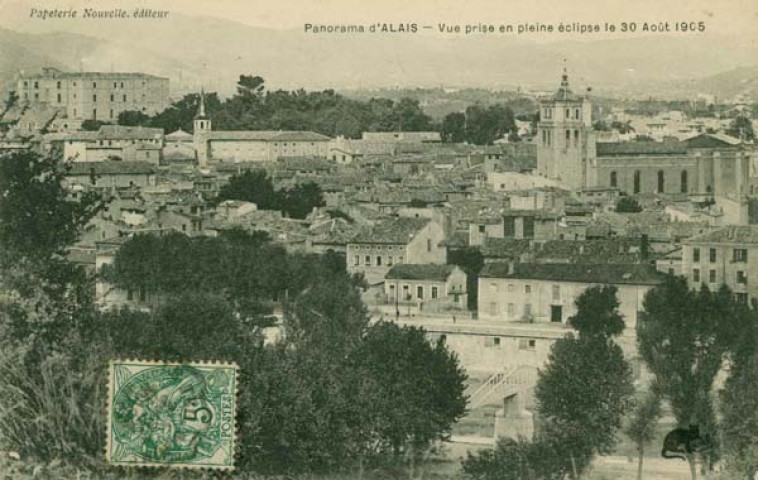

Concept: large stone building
[[536, 70, 757, 208], [16, 67, 170, 121], [192, 92, 330, 166]]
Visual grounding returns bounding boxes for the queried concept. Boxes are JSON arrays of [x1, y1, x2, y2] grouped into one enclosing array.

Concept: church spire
[[196, 88, 207, 120]]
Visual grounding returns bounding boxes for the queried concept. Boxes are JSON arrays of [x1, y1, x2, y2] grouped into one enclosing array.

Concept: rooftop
[[386, 264, 459, 281], [351, 217, 431, 245], [596, 141, 689, 157], [66, 161, 157, 176], [481, 262, 666, 285], [685, 225, 758, 245], [202, 130, 330, 142]]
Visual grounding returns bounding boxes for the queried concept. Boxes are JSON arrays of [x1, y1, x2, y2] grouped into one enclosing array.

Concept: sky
[[2, 0, 757, 41]]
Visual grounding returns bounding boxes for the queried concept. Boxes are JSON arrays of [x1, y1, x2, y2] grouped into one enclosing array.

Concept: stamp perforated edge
[[105, 358, 240, 471]]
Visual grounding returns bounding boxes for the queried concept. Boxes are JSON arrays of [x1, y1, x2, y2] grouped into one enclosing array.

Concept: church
[[191, 91, 330, 167], [536, 71, 757, 217]]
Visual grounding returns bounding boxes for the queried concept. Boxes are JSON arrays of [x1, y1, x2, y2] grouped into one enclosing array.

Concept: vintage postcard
[[0, 0, 756, 479]]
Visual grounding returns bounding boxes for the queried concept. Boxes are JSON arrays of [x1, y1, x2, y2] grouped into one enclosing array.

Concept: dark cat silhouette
[[661, 424, 710, 460]]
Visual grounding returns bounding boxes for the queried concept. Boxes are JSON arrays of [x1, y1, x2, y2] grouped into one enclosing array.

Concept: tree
[[465, 104, 516, 145], [535, 286, 635, 478], [616, 197, 643, 213], [725, 115, 755, 142], [441, 111, 466, 143], [0, 151, 103, 260], [637, 279, 751, 479], [463, 436, 567, 480], [350, 322, 467, 475], [718, 314, 758, 479], [215, 169, 279, 209], [117, 110, 150, 126], [625, 385, 663, 480], [281, 182, 324, 219], [80, 119, 107, 131], [447, 247, 484, 310]]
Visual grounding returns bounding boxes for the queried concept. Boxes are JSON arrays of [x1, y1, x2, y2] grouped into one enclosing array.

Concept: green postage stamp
[[106, 360, 239, 470]]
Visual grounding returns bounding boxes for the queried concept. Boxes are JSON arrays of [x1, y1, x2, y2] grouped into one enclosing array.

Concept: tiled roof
[[481, 238, 532, 259], [203, 130, 330, 142], [66, 161, 157, 176], [481, 262, 666, 285], [351, 217, 430, 244], [685, 226, 758, 245], [25, 71, 165, 80], [386, 264, 458, 281], [596, 141, 688, 156]]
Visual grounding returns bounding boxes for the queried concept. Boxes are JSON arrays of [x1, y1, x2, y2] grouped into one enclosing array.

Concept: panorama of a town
[[1, 0, 758, 479]]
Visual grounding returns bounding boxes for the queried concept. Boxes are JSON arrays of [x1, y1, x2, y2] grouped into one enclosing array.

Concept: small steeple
[[561, 66, 569, 89], [195, 88, 207, 120]]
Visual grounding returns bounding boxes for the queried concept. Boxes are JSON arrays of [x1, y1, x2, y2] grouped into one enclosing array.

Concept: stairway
[[467, 365, 538, 410]]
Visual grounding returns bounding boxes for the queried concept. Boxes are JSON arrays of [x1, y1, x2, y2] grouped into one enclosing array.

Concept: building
[[346, 217, 446, 285], [192, 92, 330, 166], [16, 67, 169, 121], [362, 131, 441, 143], [384, 264, 467, 310], [478, 262, 665, 333], [47, 125, 164, 164], [681, 225, 758, 305], [63, 161, 158, 191], [536, 71, 757, 202]]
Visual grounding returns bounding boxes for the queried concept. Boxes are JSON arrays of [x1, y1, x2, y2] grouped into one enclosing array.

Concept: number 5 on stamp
[[106, 360, 239, 470]]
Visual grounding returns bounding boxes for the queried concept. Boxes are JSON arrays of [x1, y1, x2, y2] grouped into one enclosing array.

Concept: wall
[[682, 243, 758, 304]]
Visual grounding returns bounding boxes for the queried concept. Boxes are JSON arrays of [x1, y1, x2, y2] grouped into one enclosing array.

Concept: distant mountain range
[[0, 6, 756, 102]]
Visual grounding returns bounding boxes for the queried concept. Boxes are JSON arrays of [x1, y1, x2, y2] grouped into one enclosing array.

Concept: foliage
[[462, 436, 567, 480], [568, 285, 626, 338], [725, 115, 755, 142], [441, 111, 466, 143], [615, 196, 643, 213], [637, 279, 753, 474], [80, 119, 108, 131], [447, 247, 484, 310], [116, 110, 151, 127], [719, 321, 758, 479], [535, 287, 635, 476], [464, 104, 517, 145], [624, 384, 663, 480], [0, 151, 103, 260], [215, 169, 324, 219]]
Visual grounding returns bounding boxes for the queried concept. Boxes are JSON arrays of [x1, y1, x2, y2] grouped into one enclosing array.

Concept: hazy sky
[[150, 0, 756, 39], [2, 0, 757, 42]]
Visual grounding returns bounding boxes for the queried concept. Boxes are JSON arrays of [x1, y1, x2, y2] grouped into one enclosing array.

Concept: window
[[123, 94, 127, 102], [519, 339, 536, 351], [56, 81, 61, 89], [489, 282, 497, 292], [478, 225, 486, 233], [485, 337, 501, 347], [574, 129, 579, 146], [427, 239, 432, 252], [34, 81, 38, 89], [575, 108, 580, 119], [120, 82, 124, 88], [551, 305, 563, 322], [364, 255, 371, 266], [525, 285, 532, 294], [376, 256, 382, 266], [524, 303, 532, 316], [92, 109, 97, 120], [657, 170, 665, 194], [113, 82, 118, 88], [610, 171, 617, 188], [737, 271, 747, 285], [388, 283, 396, 296], [93, 94, 97, 102], [507, 303, 515, 317], [402, 285, 410, 299], [93, 82, 97, 88], [110, 94, 114, 102], [634, 170, 641, 194], [734, 249, 748, 263], [693, 268, 701, 283], [565, 108, 570, 118], [57, 93, 61, 103], [507, 284, 514, 292], [565, 129, 571, 145], [681, 170, 688, 193], [387, 256, 393, 266], [417, 286, 424, 299], [709, 269, 717, 284], [709, 248, 717, 263], [693, 248, 700, 263], [552, 285, 560, 301], [489, 302, 498, 316], [431, 286, 438, 299]]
